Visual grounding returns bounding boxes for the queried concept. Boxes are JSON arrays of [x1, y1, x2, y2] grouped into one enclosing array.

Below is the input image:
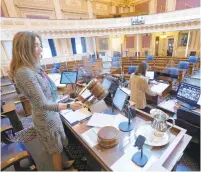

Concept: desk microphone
[[119, 101, 134, 132]]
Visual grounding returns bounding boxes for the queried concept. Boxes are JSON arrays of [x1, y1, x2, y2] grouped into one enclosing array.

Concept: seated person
[[128, 61, 159, 112]]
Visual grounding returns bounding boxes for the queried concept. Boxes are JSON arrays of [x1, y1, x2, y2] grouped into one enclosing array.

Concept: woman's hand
[[70, 102, 83, 111]]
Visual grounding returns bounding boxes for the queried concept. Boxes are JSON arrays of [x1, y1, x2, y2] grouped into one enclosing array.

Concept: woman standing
[[10, 32, 83, 171], [129, 61, 158, 112]]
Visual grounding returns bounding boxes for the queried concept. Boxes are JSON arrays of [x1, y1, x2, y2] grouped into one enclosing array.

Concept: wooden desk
[[2, 104, 23, 132], [61, 109, 191, 171]]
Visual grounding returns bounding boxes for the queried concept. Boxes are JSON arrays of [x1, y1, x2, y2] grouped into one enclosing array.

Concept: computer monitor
[[102, 78, 112, 90], [176, 82, 200, 108], [146, 71, 155, 80], [113, 88, 129, 111], [60, 71, 77, 84]]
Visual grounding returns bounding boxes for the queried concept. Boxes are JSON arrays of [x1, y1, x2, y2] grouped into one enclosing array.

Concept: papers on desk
[[151, 83, 169, 95], [89, 100, 108, 113], [81, 127, 100, 147], [111, 145, 158, 171], [87, 113, 128, 129], [158, 99, 176, 113], [60, 108, 91, 126]]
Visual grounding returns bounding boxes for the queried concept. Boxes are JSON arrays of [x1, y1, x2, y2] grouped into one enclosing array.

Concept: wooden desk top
[[61, 109, 191, 171], [2, 104, 15, 113]]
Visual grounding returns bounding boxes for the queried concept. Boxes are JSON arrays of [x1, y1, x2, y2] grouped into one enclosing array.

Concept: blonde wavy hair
[[10, 31, 42, 79]]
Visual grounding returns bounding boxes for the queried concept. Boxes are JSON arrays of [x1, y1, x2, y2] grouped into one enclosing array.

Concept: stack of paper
[[87, 113, 115, 128], [151, 83, 169, 95], [60, 108, 91, 125], [87, 113, 128, 129]]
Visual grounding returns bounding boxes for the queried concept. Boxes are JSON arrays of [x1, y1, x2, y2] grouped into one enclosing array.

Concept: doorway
[[167, 38, 174, 56]]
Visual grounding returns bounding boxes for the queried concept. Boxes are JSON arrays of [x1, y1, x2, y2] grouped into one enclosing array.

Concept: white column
[[185, 31, 191, 57], [87, 0, 94, 19], [93, 37, 97, 59], [120, 6, 123, 13], [124, 7, 129, 13], [130, 5, 134, 12], [137, 35, 139, 59], [52, 0, 62, 19], [4, 0, 19, 17], [149, 0, 157, 14], [166, 0, 176, 12], [111, 5, 116, 14]]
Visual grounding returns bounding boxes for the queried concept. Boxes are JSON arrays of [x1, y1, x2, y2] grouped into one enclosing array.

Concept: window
[[2, 41, 12, 59], [75, 37, 83, 54], [71, 37, 86, 54], [42, 39, 52, 58]]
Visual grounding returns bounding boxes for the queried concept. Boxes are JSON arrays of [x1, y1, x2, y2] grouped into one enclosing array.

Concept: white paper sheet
[[90, 100, 108, 113], [112, 114, 128, 130], [111, 145, 158, 171], [60, 108, 91, 125], [158, 99, 176, 113], [151, 83, 169, 94], [87, 113, 115, 128], [121, 87, 131, 96], [81, 128, 99, 147]]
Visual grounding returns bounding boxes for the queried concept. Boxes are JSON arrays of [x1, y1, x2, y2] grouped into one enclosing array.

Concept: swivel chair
[[188, 56, 198, 64], [128, 66, 137, 74], [1, 117, 37, 171], [166, 68, 179, 75], [146, 55, 154, 61], [50, 67, 60, 73], [178, 61, 189, 70]]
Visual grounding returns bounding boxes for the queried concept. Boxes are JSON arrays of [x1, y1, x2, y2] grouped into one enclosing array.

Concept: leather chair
[[50, 67, 60, 73], [128, 66, 137, 74], [1, 143, 37, 171], [178, 61, 189, 70], [1, 116, 15, 144], [1, 117, 37, 171], [166, 68, 179, 75], [146, 55, 154, 61], [53, 63, 61, 69], [188, 56, 198, 64]]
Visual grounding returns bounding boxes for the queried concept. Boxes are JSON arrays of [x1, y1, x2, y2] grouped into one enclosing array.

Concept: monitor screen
[[113, 88, 128, 111], [60, 71, 77, 84], [176, 83, 200, 107], [146, 71, 154, 80], [102, 78, 112, 90]]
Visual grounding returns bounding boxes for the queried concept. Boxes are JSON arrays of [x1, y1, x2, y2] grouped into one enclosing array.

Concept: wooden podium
[[146, 76, 173, 105]]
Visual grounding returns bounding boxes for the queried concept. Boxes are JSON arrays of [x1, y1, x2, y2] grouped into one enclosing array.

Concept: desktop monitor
[[113, 88, 129, 112], [176, 82, 200, 108], [60, 71, 78, 84], [102, 78, 112, 90], [146, 71, 155, 80]]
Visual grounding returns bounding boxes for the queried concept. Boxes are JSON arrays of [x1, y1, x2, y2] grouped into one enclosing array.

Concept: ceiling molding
[[0, 7, 200, 40]]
